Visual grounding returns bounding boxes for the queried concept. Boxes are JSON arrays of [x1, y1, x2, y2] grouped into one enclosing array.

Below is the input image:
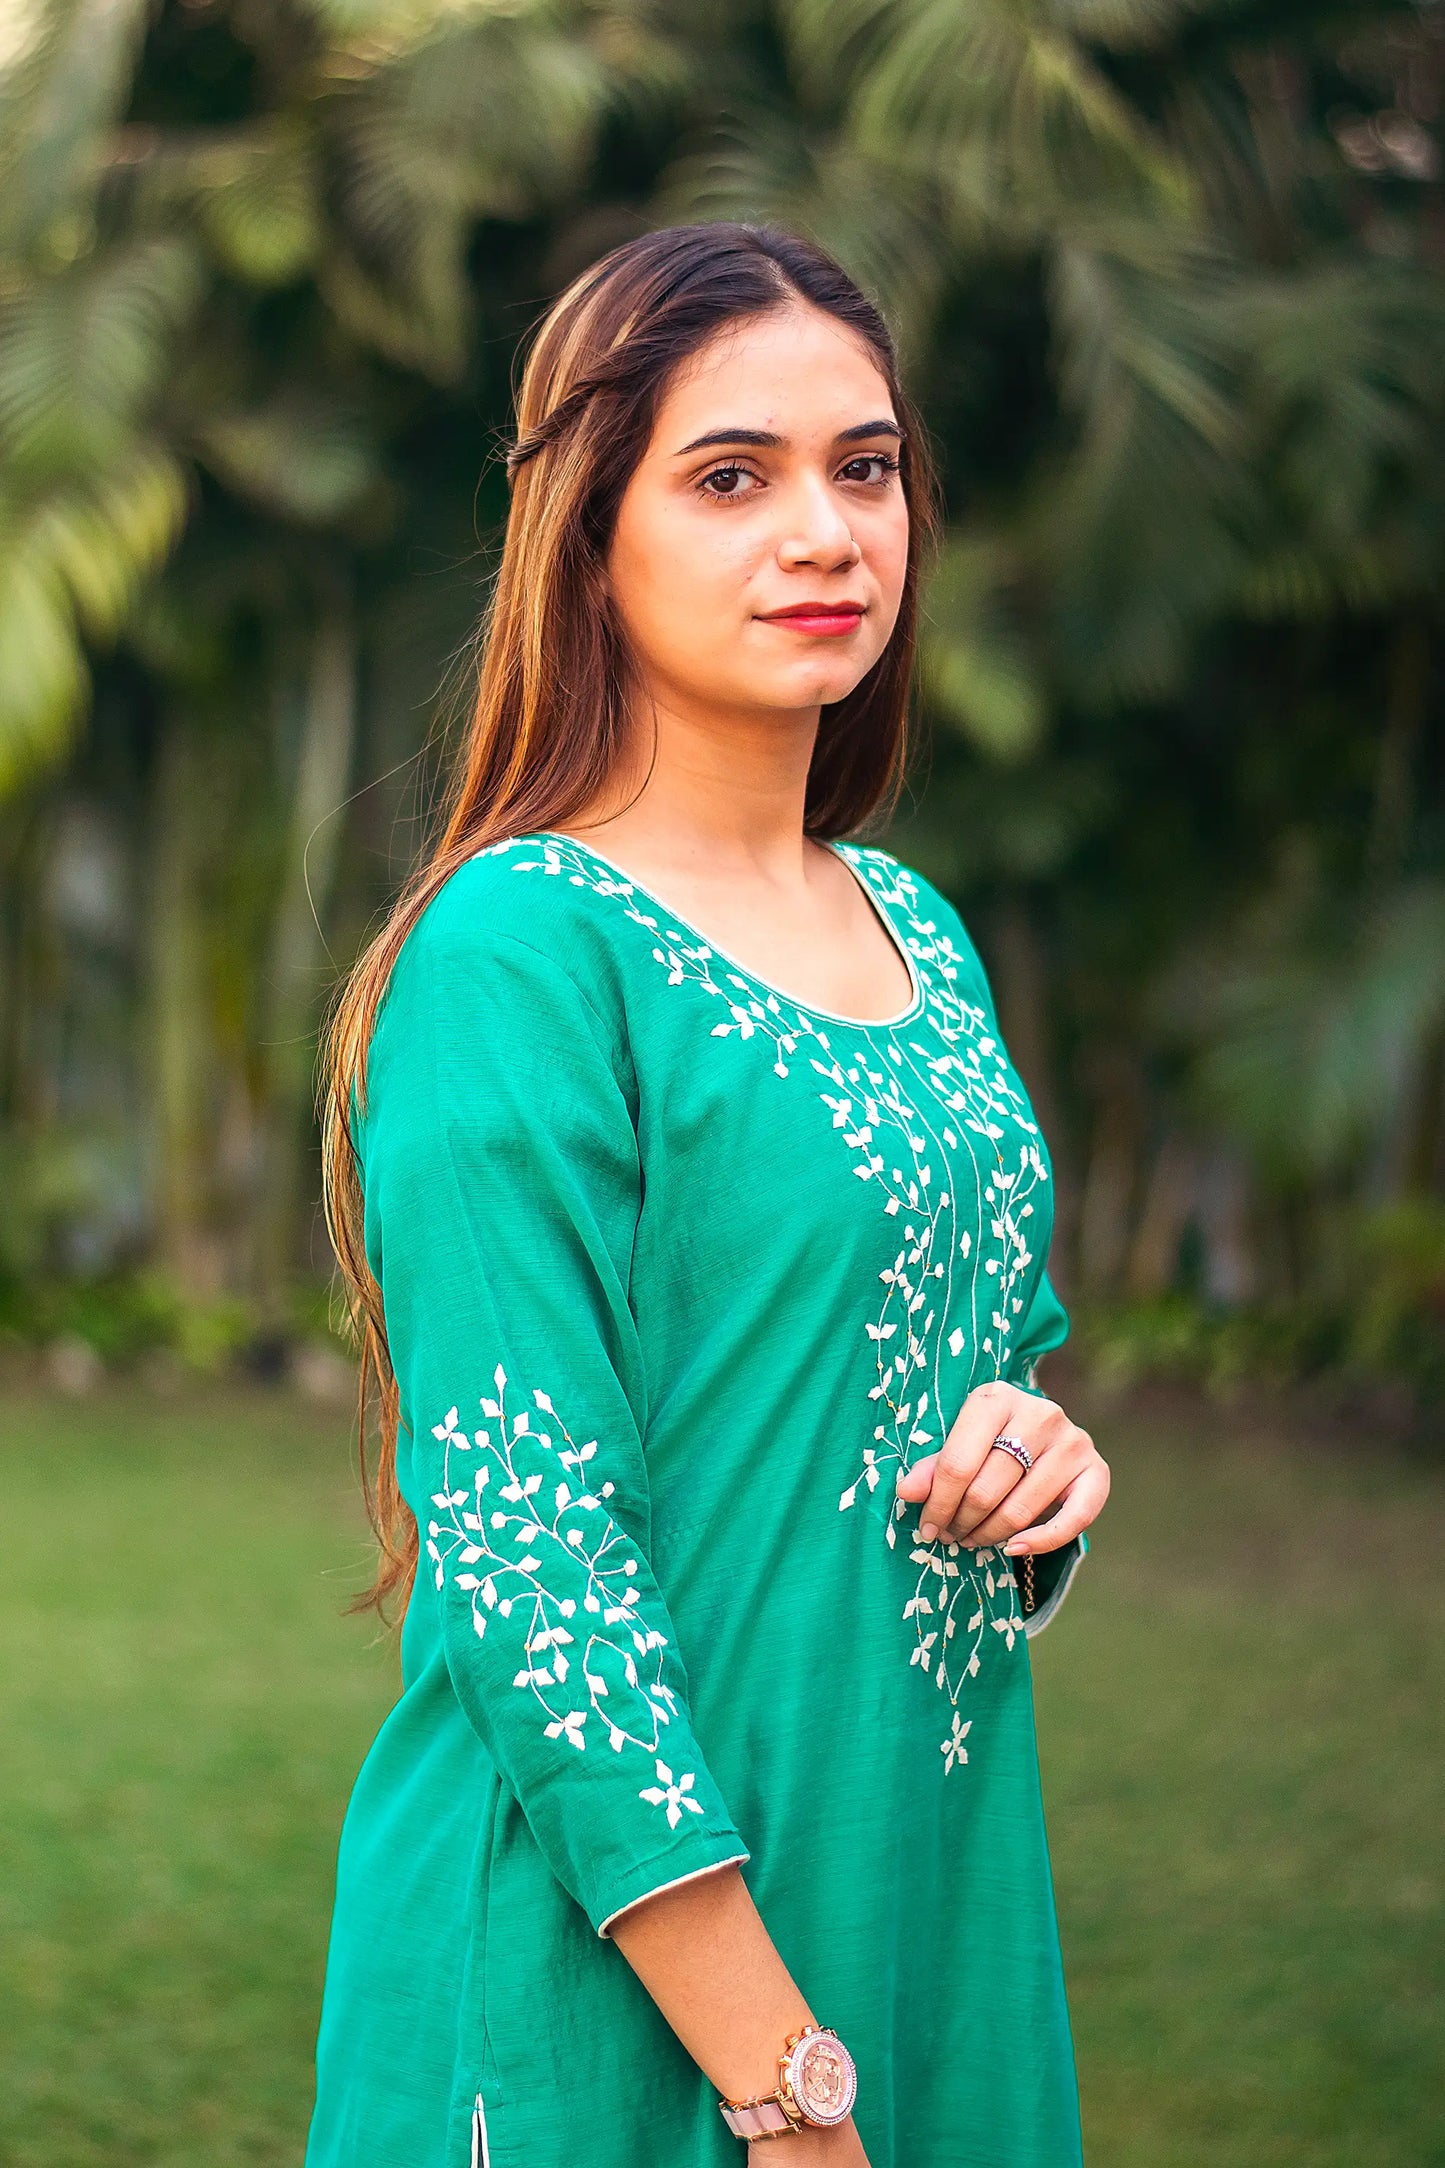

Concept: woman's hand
[[893, 1379, 1109, 1559]]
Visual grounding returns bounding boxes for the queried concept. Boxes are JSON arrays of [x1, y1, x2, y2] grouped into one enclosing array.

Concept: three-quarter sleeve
[[359, 913, 750, 1938]]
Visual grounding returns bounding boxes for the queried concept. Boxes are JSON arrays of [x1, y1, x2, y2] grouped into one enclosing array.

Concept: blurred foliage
[[1076, 1198, 1445, 1423], [0, 1262, 348, 1374], [0, 0, 1442, 1418]]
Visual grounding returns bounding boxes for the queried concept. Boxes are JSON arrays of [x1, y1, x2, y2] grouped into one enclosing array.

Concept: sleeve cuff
[[594, 1838, 751, 1940], [1022, 1531, 1088, 1639]]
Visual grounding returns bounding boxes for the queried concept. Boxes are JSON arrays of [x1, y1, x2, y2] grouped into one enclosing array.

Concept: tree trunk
[[1076, 1046, 1146, 1299], [143, 720, 221, 1294], [1125, 1129, 1199, 1298], [1364, 618, 1429, 887]]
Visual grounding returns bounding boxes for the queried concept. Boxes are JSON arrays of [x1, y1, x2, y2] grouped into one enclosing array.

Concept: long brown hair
[[318, 220, 942, 1621]]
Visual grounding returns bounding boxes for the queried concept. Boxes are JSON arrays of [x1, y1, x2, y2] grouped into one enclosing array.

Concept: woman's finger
[[941, 1443, 1034, 1542], [959, 1426, 1102, 1550], [893, 1429, 997, 1539], [945, 1421, 1079, 1547], [1002, 1461, 1111, 1555], [944, 1387, 1078, 1543], [904, 1382, 1057, 1540], [894, 1450, 938, 1501], [949, 1452, 1070, 1550]]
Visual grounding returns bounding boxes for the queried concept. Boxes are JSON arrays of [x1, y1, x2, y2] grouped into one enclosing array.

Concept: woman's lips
[[757, 605, 865, 637]]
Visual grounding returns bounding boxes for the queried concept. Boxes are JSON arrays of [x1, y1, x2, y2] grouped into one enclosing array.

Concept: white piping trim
[[471, 2092, 492, 2168], [596, 1849, 751, 1939], [1022, 1537, 1087, 1639]]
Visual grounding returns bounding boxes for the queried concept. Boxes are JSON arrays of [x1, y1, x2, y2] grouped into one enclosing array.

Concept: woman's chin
[[721, 664, 877, 714]]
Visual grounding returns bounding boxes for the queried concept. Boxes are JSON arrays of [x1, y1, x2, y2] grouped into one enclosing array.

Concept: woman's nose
[[776, 475, 861, 568]]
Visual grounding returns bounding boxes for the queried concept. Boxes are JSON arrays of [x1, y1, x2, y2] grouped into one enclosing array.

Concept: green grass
[[1032, 1387, 1445, 2168], [1, 1377, 1441, 2165], [0, 1384, 395, 2168]]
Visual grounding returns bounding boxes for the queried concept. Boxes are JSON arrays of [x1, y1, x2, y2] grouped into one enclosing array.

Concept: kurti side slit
[[304, 832, 1087, 2168]]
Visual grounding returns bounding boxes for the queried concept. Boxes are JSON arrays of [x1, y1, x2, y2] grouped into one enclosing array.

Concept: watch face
[[787, 2031, 857, 2126]]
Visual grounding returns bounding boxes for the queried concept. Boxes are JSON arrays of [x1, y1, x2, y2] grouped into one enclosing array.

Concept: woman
[[307, 221, 1110, 2168]]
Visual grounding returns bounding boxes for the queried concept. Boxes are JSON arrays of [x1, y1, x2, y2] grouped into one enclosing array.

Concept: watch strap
[[718, 2096, 802, 2141]]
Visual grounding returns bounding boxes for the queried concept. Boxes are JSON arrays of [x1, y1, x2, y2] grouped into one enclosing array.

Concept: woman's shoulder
[[375, 837, 639, 1092], [395, 833, 637, 991], [360, 843, 639, 1150]]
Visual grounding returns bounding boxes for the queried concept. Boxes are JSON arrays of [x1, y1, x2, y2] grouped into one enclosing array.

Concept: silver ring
[[990, 1433, 1033, 1473]]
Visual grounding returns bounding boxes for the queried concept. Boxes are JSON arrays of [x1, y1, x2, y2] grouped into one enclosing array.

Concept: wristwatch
[[718, 2023, 858, 2142]]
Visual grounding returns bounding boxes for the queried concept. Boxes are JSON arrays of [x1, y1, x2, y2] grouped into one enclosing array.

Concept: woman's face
[[605, 303, 910, 725]]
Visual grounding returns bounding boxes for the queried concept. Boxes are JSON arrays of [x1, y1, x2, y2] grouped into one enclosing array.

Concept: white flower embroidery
[[427, 1368, 686, 1777], [639, 1759, 706, 1829], [476, 834, 1047, 1773], [941, 1711, 972, 1772]]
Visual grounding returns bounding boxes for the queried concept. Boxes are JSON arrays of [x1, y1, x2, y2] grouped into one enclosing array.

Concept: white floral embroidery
[[941, 1711, 972, 1773], [904, 1534, 1026, 1711], [472, 833, 1051, 1772], [639, 1759, 706, 1829], [426, 1365, 704, 1813]]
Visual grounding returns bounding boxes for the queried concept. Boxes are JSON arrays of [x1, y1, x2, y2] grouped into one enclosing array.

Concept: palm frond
[[0, 237, 204, 477], [1158, 873, 1445, 1178], [1240, 259, 1445, 554], [190, 120, 325, 289], [656, 110, 951, 362], [1038, 226, 1261, 701], [195, 399, 383, 524], [0, 442, 188, 793], [0, 0, 150, 258], [318, 15, 612, 376], [918, 532, 1048, 761], [831, 0, 1194, 238]]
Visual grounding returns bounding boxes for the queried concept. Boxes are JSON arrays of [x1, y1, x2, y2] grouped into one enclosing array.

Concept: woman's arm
[[363, 897, 867, 2157], [609, 1865, 870, 2164]]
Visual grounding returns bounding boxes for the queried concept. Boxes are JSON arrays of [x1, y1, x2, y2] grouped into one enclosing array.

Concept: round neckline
[[516, 829, 927, 1031]]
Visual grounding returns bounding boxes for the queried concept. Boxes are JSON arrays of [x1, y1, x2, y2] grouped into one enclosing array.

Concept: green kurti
[[305, 829, 1087, 2168]]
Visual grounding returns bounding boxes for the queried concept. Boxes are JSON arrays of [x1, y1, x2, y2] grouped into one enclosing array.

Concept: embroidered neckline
[[464, 827, 1049, 1775], [518, 829, 927, 1030]]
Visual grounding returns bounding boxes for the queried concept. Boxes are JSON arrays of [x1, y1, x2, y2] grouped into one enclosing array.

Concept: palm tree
[[0, 0, 1441, 1404]]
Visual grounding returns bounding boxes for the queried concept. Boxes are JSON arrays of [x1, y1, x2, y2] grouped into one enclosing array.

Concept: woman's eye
[[697, 452, 899, 501], [840, 453, 900, 485], [699, 465, 759, 500]]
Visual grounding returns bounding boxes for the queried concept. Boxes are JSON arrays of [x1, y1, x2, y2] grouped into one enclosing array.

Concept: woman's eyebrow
[[672, 418, 902, 455]]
